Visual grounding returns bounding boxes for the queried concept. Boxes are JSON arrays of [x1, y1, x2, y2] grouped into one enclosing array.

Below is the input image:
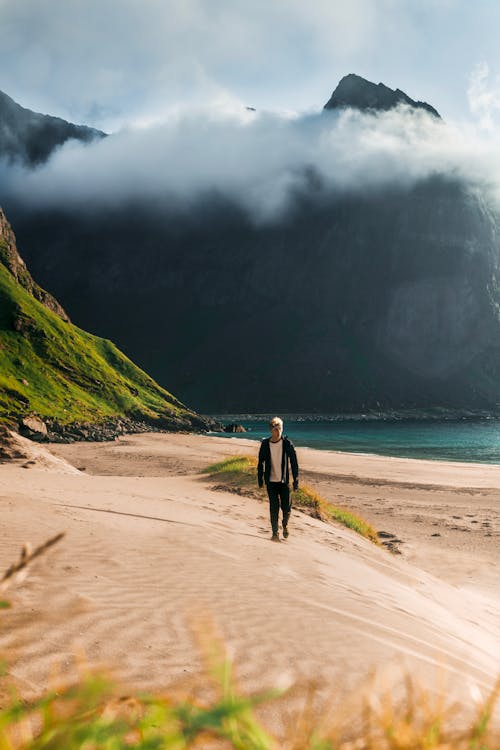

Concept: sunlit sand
[[1, 432, 499, 726]]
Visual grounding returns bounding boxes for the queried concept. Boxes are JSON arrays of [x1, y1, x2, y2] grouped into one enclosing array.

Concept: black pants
[[266, 482, 291, 534]]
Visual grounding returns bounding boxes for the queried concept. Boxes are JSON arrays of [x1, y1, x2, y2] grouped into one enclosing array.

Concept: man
[[257, 416, 299, 542]]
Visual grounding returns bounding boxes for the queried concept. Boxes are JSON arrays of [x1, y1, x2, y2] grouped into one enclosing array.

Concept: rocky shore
[[11, 413, 223, 444]]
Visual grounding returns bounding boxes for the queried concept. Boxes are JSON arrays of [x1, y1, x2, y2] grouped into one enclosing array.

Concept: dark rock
[[39, 413, 222, 444], [0, 88, 105, 167], [12, 308, 37, 335], [19, 414, 48, 441], [323, 74, 440, 118], [4, 386, 29, 406], [223, 423, 247, 433]]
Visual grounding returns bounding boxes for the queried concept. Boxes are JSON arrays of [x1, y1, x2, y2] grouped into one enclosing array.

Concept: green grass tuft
[[203, 455, 257, 478], [204, 454, 380, 545], [294, 484, 380, 544]]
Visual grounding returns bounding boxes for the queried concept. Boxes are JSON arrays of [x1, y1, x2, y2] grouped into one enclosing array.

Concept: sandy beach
[[1, 431, 499, 729]]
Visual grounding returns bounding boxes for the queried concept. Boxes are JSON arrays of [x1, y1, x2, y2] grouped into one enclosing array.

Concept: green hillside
[[0, 236, 204, 432]]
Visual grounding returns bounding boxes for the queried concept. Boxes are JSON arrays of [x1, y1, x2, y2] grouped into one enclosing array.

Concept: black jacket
[[257, 436, 299, 488]]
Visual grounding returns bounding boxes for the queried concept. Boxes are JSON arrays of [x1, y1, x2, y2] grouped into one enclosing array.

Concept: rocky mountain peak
[[323, 73, 440, 118], [0, 207, 70, 321], [0, 88, 106, 166]]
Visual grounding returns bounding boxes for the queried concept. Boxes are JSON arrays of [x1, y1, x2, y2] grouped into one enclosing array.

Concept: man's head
[[269, 416, 283, 440]]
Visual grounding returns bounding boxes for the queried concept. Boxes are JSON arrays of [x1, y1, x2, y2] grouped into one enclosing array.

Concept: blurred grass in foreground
[[203, 455, 380, 544], [2, 532, 499, 748], [0, 620, 499, 749]]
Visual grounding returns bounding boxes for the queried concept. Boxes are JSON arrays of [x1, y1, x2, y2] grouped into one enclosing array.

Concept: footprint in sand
[[385, 542, 402, 555]]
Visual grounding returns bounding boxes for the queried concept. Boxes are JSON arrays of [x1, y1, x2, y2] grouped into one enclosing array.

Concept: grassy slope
[[0, 261, 197, 427]]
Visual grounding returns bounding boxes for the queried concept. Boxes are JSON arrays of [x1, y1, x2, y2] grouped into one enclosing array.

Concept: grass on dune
[[294, 484, 380, 544], [202, 455, 380, 545]]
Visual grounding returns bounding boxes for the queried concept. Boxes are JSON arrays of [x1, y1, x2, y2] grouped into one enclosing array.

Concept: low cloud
[[0, 0, 381, 129], [3, 99, 500, 224], [467, 61, 500, 132]]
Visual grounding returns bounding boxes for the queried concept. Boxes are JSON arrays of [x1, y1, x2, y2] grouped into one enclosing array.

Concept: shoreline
[[205, 432, 500, 487], [209, 430, 500, 474], [206, 416, 500, 467]]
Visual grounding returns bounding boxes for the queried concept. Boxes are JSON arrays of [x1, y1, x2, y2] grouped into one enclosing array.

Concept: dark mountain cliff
[[10, 177, 500, 414], [0, 89, 105, 165], [0, 208, 69, 321], [3, 76, 500, 414], [0, 207, 212, 432]]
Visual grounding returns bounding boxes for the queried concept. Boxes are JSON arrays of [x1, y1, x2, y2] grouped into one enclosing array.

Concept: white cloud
[[3, 100, 500, 224], [0, 0, 392, 129], [467, 61, 500, 131], [1, 0, 500, 132]]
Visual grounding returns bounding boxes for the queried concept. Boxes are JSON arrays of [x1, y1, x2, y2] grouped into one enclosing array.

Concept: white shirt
[[269, 439, 283, 482]]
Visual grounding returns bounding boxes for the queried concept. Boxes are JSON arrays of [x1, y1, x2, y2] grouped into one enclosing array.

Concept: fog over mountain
[[1, 82, 498, 223], [3, 75, 500, 413]]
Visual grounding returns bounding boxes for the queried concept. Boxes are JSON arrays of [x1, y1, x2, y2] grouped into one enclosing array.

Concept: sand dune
[[0, 426, 79, 474], [1, 432, 499, 729]]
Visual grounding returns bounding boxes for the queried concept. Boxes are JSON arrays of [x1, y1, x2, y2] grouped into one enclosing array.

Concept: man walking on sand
[[257, 416, 299, 542]]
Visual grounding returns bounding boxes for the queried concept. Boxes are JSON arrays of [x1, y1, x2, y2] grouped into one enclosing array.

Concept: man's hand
[[258, 481, 263, 488], [293, 480, 299, 491]]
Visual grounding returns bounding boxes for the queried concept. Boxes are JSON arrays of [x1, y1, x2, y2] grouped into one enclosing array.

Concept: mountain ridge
[[323, 73, 440, 118], [0, 88, 105, 166]]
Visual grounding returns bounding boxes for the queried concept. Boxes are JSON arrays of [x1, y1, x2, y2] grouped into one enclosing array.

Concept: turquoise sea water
[[209, 416, 500, 464]]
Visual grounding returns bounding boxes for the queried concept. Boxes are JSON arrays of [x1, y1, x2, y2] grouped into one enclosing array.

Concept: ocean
[[209, 415, 500, 465]]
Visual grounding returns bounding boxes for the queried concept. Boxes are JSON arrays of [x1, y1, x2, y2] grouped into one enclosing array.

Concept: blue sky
[[1, 0, 500, 130]]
